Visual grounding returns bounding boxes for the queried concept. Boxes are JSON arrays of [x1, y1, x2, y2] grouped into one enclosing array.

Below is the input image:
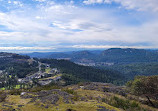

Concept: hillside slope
[[0, 52, 125, 91], [39, 59, 125, 85], [0, 82, 157, 111]]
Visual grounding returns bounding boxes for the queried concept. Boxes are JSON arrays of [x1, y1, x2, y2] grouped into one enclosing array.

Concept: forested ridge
[[0, 53, 38, 78], [25, 48, 158, 63], [104, 62, 158, 80], [23, 48, 158, 83], [40, 59, 125, 85]]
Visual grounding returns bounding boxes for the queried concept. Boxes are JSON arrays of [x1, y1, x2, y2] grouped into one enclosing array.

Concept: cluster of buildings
[[76, 62, 114, 66], [18, 67, 61, 85]]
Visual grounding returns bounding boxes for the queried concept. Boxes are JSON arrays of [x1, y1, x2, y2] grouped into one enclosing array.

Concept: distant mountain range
[[23, 48, 158, 64]]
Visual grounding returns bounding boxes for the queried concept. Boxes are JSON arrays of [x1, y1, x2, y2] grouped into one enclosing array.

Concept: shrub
[[62, 88, 79, 101], [72, 95, 80, 101], [102, 98, 106, 103], [105, 96, 140, 110], [113, 96, 130, 109], [9, 89, 22, 95], [0, 92, 7, 102], [62, 89, 77, 95]]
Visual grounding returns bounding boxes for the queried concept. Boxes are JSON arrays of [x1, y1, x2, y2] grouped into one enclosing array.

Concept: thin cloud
[[0, 47, 55, 50], [72, 45, 157, 49], [83, 0, 158, 12]]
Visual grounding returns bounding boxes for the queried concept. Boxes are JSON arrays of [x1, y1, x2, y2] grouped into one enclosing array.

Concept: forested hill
[[39, 59, 125, 85], [99, 48, 158, 63], [106, 62, 158, 80], [21, 49, 158, 82], [24, 48, 158, 64], [0, 52, 125, 85], [0, 52, 38, 78]]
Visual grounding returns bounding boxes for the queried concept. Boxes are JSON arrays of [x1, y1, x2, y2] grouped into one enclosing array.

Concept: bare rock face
[[41, 94, 59, 104], [21, 89, 73, 105], [78, 82, 126, 96]]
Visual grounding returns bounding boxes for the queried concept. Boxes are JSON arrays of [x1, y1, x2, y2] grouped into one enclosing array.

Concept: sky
[[0, 0, 158, 52]]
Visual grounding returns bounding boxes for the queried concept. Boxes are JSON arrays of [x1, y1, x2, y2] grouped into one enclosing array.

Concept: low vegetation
[[0, 78, 158, 111]]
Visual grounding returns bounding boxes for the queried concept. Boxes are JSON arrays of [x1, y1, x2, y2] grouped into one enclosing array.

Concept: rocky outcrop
[[77, 82, 127, 96], [21, 89, 73, 105]]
